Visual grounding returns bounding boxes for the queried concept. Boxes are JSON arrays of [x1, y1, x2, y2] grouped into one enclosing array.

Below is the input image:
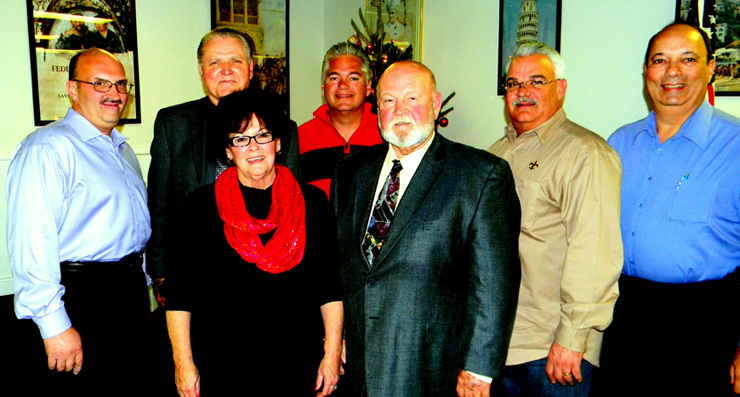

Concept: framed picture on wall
[[365, 0, 423, 61], [497, 0, 562, 96], [26, 0, 141, 126], [212, 0, 289, 114], [676, 0, 740, 96]]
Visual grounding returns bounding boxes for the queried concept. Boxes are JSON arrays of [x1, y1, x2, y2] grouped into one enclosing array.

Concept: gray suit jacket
[[333, 134, 521, 396], [146, 96, 300, 278]]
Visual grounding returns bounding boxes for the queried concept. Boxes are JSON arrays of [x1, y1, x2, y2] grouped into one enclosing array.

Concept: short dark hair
[[215, 88, 287, 145], [197, 27, 254, 65], [69, 51, 82, 80], [644, 21, 714, 67]]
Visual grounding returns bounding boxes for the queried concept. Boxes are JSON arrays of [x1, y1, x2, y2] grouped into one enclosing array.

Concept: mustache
[[513, 97, 538, 106], [102, 98, 123, 105], [390, 116, 414, 126]]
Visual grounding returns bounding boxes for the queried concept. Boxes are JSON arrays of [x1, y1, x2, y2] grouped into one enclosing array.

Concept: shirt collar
[[378, 132, 435, 204], [65, 108, 128, 147], [504, 107, 567, 147], [636, 101, 712, 150], [383, 131, 435, 170]]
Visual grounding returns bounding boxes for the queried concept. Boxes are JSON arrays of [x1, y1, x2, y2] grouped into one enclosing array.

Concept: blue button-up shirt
[[7, 109, 151, 338], [608, 102, 740, 283]]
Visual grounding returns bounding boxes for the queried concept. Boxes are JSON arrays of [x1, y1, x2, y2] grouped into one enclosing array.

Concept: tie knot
[[391, 159, 403, 174]]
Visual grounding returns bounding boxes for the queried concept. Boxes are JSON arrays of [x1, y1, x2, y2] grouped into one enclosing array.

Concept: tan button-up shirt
[[489, 108, 623, 366]]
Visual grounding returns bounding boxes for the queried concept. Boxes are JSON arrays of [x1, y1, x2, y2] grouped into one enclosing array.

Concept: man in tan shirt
[[488, 42, 622, 396]]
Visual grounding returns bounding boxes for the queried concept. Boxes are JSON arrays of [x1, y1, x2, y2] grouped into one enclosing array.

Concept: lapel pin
[[529, 161, 539, 170]]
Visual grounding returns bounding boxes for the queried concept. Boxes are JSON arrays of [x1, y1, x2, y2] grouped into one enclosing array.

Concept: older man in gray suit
[[333, 61, 521, 397]]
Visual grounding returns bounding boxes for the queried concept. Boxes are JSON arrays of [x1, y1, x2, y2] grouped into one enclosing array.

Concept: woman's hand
[[167, 311, 198, 396], [174, 360, 200, 397], [315, 352, 343, 396], [317, 301, 344, 396]]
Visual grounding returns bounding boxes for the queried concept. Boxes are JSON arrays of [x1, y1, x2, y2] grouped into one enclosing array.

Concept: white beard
[[380, 110, 435, 148]]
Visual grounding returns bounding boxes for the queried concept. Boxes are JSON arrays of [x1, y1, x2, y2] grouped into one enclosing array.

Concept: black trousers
[[598, 273, 740, 396], [29, 261, 150, 396]]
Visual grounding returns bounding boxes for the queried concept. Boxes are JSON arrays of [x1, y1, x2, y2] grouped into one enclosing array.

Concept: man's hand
[[729, 347, 740, 394], [456, 370, 490, 397], [43, 327, 83, 374], [545, 342, 583, 386]]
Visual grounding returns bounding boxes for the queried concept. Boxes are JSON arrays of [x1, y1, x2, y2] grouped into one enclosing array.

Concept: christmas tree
[[347, 2, 454, 129]]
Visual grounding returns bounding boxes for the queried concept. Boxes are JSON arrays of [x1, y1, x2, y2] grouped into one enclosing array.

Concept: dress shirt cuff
[[466, 371, 492, 384], [553, 322, 590, 353], [33, 308, 72, 339]]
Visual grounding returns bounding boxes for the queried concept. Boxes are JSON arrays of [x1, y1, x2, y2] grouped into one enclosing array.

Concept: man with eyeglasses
[[488, 42, 622, 396], [6, 49, 150, 395]]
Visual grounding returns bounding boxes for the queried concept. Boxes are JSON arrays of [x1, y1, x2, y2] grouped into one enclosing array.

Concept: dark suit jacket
[[333, 133, 521, 396], [146, 96, 301, 278]]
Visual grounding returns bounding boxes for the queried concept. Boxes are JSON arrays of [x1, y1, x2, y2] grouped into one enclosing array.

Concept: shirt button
[[630, 232, 635, 236], [638, 203, 643, 208], [648, 176, 652, 181], [657, 149, 662, 153]]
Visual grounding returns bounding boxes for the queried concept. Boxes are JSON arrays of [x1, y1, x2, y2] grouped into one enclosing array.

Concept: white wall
[[0, 1, 212, 295], [290, 0, 369, 124], [289, 0, 324, 123], [424, 0, 739, 148], [1, 0, 738, 295]]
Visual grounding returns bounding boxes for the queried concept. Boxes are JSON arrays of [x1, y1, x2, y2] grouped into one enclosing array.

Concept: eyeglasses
[[228, 132, 275, 147], [73, 79, 134, 94], [505, 79, 560, 92]]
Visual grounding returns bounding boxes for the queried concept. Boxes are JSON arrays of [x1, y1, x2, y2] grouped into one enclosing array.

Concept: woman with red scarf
[[165, 89, 343, 397]]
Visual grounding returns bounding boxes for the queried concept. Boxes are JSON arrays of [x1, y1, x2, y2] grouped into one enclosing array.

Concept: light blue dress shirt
[[608, 102, 740, 283], [6, 108, 151, 339]]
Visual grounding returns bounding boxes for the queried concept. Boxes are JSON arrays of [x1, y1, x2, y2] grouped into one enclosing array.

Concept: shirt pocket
[[667, 180, 717, 223], [514, 176, 542, 231]]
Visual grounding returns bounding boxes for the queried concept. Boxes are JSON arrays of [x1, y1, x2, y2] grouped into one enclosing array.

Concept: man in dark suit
[[333, 61, 521, 397], [147, 27, 300, 298]]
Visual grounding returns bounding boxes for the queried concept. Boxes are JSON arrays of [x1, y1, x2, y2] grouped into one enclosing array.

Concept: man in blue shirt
[[602, 22, 740, 395], [6, 49, 151, 396]]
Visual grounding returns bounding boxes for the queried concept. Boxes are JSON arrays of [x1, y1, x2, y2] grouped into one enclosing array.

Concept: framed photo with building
[[212, 0, 289, 113], [676, 0, 740, 96], [25, 0, 141, 126], [497, 0, 562, 96], [364, 0, 423, 61]]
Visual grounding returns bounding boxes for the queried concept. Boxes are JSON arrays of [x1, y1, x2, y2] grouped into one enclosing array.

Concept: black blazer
[[333, 134, 521, 396], [146, 97, 301, 278]]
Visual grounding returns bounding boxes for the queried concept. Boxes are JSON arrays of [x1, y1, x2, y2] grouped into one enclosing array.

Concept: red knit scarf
[[215, 165, 306, 274]]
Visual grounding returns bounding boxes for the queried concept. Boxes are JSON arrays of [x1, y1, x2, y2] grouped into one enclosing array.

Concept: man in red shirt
[[298, 43, 384, 198]]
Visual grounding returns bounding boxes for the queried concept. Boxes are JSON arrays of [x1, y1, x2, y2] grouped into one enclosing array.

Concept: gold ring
[[564, 373, 572, 377]]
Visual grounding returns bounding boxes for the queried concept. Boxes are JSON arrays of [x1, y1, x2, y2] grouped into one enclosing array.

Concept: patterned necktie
[[363, 159, 403, 265]]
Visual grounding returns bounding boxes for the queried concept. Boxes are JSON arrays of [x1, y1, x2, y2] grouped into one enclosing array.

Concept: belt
[[61, 252, 143, 273]]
